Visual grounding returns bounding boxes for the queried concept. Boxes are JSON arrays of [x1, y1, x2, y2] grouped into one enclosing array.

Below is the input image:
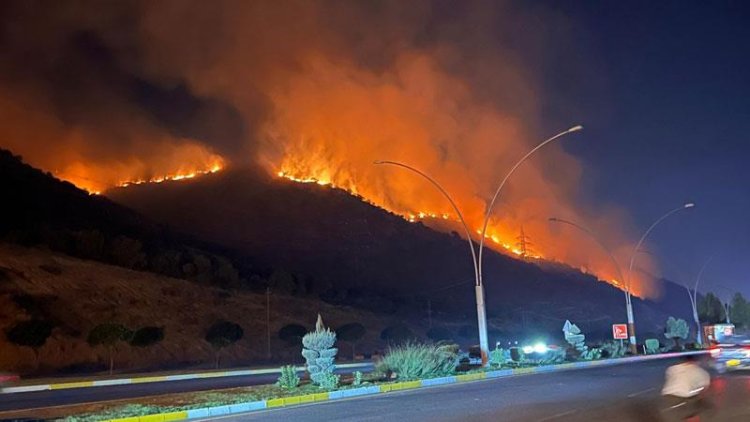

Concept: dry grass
[[0, 243, 421, 375]]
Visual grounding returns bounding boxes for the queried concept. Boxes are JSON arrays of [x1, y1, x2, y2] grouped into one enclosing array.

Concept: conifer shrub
[[302, 314, 338, 387]]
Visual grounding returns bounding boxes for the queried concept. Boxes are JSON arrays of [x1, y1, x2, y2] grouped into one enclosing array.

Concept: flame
[[118, 160, 224, 188], [279, 169, 551, 260], [51, 147, 226, 195], [277, 165, 635, 293]]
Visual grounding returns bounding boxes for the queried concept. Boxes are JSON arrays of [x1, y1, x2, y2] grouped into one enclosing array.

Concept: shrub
[[110, 236, 146, 269], [276, 365, 300, 390], [87, 323, 131, 374], [600, 340, 626, 359], [317, 372, 340, 389], [302, 314, 338, 387], [645, 339, 660, 354], [353, 370, 363, 386], [542, 347, 567, 364], [664, 317, 689, 350], [562, 320, 600, 360], [205, 320, 244, 368], [129, 327, 165, 348], [489, 346, 508, 368], [509, 347, 523, 362], [6, 319, 53, 367], [336, 323, 366, 359], [380, 324, 415, 344], [378, 342, 459, 380], [279, 324, 307, 346]]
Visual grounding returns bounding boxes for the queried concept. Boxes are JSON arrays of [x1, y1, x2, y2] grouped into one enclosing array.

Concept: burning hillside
[[0, 2, 658, 297]]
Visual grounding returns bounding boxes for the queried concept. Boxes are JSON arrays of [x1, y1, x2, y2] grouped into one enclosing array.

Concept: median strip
[[0, 363, 373, 394], [91, 351, 702, 422]]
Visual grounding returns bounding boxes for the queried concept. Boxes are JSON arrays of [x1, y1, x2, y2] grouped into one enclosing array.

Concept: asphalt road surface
[[215, 359, 750, 422], [0, 365, 372, 413]]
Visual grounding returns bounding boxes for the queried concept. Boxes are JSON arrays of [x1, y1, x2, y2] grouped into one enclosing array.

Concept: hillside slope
[[108, 169, 693, 338], [0, 243, 410, 375]]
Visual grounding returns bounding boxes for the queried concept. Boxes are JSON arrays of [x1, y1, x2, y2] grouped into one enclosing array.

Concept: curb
[[101, 351, 705, 422], [0, 363, 373, 394]]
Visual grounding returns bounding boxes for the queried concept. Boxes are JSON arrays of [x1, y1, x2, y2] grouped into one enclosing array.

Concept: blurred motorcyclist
[[660, 354, 712, 421]]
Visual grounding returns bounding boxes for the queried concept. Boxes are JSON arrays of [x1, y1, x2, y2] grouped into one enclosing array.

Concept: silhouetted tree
[[6, 320, 53, 368], [730, 293, 750, 328], [87, 323, 132, 374], [337, 323, 366, 359], [380, 324, 415, 344], [205, 321, 244, 368], [698, 292, 725, 324]]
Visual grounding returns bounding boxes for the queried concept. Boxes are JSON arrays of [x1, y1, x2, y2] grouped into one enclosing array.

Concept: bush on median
[[377, 341, 459, 380]]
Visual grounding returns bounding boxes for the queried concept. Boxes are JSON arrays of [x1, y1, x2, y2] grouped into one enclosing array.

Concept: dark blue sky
[[537, 1, 750, 298]]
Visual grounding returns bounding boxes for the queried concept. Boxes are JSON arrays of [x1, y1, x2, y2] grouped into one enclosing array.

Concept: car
[[709, 335, 750, 373], [0, 372, 20, 386]]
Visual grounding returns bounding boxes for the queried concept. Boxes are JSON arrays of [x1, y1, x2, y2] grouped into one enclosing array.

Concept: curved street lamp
[[548, 217, 635, 346], [373, 160, 487, 361], [548, 217, 626, 284], [687, 255, 714, 345], [477, 126, 583, 286], [626, 202, 695, 352], [376, 124, 583, 365]]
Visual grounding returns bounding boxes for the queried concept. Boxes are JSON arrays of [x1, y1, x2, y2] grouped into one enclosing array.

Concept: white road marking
[[536, 409, 578, 421], [627, 387, 655, 397]]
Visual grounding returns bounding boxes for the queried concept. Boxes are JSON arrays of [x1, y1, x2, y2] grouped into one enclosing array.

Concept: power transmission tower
[[515, 225, 534, 258]]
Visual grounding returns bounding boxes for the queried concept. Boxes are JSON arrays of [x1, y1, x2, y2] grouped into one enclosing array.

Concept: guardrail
[[0, 362, 374, 394]]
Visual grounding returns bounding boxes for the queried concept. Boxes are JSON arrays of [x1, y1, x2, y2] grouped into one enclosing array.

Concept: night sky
[[535, 1, 750, 297], [1, 1, 748, 298]]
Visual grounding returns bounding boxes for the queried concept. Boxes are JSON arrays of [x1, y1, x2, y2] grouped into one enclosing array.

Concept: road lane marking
[[537, 409, 578, 421], [627, 387, 655, 397]]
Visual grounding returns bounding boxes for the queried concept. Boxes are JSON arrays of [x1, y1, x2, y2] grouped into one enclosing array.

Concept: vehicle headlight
[[522, 346, 534, 354], [533, 343, 548, 354]]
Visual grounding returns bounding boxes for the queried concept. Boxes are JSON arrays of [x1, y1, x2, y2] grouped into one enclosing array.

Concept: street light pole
[[687, 256, 714, 345], [376, 125, 582, 365], [477, 126, 583, 287], [548, 217, 634, 347], [373, 160, 486, 362], [710, 283, 734, 325], [627, 202, 695, 353]]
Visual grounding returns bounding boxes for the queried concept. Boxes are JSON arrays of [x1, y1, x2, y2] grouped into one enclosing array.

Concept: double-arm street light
[[547, 217, 633, 346], [376, 125, 582, 364], [626, 202, 695, 352], [687, 255, 714, 345]]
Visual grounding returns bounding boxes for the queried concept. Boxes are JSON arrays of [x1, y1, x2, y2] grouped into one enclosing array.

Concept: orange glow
[[118, 160, 224, 188], [52, 147, 226, 195]]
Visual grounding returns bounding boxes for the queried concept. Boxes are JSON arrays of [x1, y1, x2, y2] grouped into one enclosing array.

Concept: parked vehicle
[[709, 335, 750, 373], [0, 372, 19, 386]]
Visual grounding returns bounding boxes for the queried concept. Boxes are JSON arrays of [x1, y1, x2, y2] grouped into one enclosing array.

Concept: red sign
[[612, 324, 628, 340]]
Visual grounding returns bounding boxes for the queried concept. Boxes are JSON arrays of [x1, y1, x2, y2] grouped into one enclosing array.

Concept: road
[[216, 359, 750, 422], [0, 365, 372, 413]]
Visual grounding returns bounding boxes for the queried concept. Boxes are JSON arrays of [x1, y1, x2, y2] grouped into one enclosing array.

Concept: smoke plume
[[0, 1, 658, 296]]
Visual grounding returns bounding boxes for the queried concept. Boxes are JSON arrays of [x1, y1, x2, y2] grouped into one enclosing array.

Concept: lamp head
[[684, 202, 695, 208]]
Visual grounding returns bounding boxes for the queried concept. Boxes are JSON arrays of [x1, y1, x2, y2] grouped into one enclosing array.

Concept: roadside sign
[[612, 324, 628, 340]]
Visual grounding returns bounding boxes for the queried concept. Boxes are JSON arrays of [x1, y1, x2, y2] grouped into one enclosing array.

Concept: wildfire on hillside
[[0, 2, 658, 299], [54, 152, 226, 195]]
